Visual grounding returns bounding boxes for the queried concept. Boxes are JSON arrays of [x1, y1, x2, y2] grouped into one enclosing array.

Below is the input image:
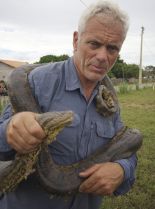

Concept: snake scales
[[0, 63, 143, 196]]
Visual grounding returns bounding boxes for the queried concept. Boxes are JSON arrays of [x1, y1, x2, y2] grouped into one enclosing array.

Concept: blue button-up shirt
[[0, 57, 137, 209]]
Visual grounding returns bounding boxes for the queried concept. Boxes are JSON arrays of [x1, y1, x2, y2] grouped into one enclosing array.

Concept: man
[[0, 1, 137, 209], [0, 80, 8, 96]]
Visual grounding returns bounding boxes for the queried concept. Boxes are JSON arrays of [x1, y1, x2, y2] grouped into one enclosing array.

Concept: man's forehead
[[81, 16, 124, 41], [86, 16, 123, 29]]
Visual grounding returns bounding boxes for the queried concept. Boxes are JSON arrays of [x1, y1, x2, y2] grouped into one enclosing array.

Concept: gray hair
[[78, 0, 129, 39]]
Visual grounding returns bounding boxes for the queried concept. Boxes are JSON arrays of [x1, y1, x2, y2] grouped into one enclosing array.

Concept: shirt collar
[[64, 57, 100, 99], [65, 57, 81, 91]]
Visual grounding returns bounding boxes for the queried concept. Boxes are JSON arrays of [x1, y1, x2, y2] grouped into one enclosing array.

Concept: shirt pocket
[[88, 120, 115, 155], [96, 120, 115, 139]]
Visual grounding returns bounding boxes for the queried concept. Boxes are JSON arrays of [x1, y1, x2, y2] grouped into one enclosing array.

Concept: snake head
[[36, 111, 74, 143]]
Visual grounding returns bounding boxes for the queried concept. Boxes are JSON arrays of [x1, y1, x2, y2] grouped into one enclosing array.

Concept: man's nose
[[95, 46, 108, 61]]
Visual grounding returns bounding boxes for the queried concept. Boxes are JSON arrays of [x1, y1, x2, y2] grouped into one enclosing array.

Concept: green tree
[[109, 56, 127, 78], [125, 64, 139, 79], [109, 56, 139, 79], [38, 54, 70, 63]]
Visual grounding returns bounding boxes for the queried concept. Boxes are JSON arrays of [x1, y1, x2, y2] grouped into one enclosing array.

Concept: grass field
[[0, 88, 154, 208], [101, 88, 155, 209]]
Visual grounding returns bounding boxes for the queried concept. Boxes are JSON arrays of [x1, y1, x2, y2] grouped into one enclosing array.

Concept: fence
[[114, 82, 155, 93]]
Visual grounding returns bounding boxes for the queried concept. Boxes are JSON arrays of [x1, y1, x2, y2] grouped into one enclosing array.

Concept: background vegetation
[[36, 54, 155, 81], [101, 88, 155, 209], [37, 54, 69, 63]]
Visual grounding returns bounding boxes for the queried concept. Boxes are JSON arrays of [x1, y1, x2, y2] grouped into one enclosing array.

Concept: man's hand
[[7, 112, 46, 154], [79, 162, 124, 196]]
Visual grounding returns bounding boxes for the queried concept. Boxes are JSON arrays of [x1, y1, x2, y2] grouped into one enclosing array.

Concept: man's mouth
[[90, 64, 106, 73]]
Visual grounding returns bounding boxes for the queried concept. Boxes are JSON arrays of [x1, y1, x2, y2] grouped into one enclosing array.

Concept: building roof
[[0, 59, 28, 68]]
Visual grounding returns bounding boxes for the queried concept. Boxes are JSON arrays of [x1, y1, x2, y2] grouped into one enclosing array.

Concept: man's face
[[73, 16, 125, 84]]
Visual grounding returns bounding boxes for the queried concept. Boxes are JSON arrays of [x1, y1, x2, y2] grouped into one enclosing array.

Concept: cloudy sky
[[0, 0, 155, 66]]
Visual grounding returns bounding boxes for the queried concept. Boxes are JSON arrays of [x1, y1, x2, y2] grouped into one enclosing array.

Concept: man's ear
[[73, 31, 79, 51]]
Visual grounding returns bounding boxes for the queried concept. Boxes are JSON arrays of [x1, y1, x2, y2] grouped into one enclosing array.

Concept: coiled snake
[[0, 64, 143, 196]]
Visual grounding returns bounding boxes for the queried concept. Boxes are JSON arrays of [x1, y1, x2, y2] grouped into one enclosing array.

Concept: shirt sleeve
[[0, 104, 15, 160], [114, 154, 137, 195], [112, 109, 138, 195]]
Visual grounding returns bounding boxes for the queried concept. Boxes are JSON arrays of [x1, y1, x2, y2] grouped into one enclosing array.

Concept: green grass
[[1, 89, 155, 208], [101, 88, 155, 209]]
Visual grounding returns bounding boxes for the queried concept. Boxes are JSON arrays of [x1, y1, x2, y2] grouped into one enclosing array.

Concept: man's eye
[[107, 45, 119, 53], [88, 41, 100, 48]]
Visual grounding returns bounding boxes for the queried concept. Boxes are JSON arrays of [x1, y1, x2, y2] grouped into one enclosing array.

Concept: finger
[[79, 164, 106, 193], [83, 182, 112, 195], [80, 179, 112, 196], [8, 130, 37, 153], [79, 172, 99, 192], [81, 180, 104, 194], [19, 129, 43, 146], [79, 164, 101, 177], [7, 118, 42, 152], [25, 116, 46, 140], [15, 113, 45, 144], [9, 139, 24, 153]]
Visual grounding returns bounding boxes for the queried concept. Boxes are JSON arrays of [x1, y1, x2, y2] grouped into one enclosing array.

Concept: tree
[[125, 64, 139, 79], [144, 65, 155, 79], [145, 65, 155, 72], [109, 55, 127, 78], [38, 54, 70, 63], [109, 56, 139, 79]]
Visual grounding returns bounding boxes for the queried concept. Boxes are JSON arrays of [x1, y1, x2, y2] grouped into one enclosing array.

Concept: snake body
[[37, 126, 142, 195], [0, 63, 143, 196], [0, 111, 73, 194]]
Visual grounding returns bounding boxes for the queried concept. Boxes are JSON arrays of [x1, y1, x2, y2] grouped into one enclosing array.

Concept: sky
[[0, 0, 155, 67]]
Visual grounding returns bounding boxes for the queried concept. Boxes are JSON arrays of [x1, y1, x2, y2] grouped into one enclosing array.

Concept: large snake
[[0, 63, 143, 196]]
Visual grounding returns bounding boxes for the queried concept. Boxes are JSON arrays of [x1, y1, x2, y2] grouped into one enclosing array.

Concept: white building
[[0, 59, 28, 82]]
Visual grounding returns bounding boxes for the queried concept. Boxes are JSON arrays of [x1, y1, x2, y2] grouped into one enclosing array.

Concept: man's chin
[[86, 75, 105, 83], [89, 72, 106, 81]]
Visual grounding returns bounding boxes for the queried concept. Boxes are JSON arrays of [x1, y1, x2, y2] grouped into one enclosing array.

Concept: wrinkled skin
[[79, 162, 124, 195], [73, 16, 124, 99]]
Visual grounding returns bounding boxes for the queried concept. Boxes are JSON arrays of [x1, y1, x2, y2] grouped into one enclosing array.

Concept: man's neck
[[81, 79, 98, 101]]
